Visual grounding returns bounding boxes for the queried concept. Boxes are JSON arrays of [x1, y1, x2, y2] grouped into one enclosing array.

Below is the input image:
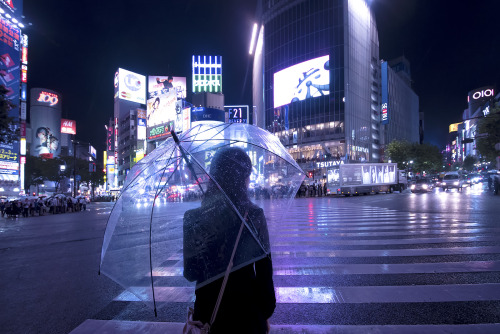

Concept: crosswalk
[[72, 198, 500, 333]]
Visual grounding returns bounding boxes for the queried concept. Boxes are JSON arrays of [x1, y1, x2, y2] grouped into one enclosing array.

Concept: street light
[[71, 139, 91, 198]]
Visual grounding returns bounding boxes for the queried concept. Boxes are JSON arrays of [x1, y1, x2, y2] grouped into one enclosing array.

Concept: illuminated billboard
[[0, 16, 21, 177], [273, 55, 330, 108], [61, 119, 76, 135], [224, 105, 249, 124], [449, 122, 461, 133], [137, 108, 147, 140], [191, 107, 225, 123], [147, 121, 174, 141], [182, 107, 191, 132], [381, 61, 389, 124], [467, 86, 495, 114], [147, 75, 185, 128], [341, 163, 397, 186], [0, 1, 23, 14], [115, 68, 146, 104], [192, 55, 222, 93], [30, 88, 62, 158]]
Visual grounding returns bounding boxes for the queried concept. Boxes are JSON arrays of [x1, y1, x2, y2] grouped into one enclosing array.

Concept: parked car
[[441, 172, 464, 191], [411, 178, 433, 193]]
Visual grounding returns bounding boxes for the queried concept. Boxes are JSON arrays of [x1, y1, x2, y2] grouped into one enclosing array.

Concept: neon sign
[[381, 103, 388, 122], [192, 55, 222, 93], [61, 119, 76, 135], [225, 105, 248, 124], [37, 91, 59, 106], [472, 89, 494, 100]]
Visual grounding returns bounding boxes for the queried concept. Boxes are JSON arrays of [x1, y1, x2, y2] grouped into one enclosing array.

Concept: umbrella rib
[[179, 123, 231, 155], [147, 159, 183, 316], [118, 143, 177, 195], [182, 138, 302, 172]]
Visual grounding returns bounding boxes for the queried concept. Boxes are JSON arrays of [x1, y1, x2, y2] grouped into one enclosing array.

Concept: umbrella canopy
[[100, 122, 305, 316]]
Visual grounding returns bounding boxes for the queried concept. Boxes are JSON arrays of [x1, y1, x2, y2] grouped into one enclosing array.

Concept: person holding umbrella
[[183, 147, 276, 333]]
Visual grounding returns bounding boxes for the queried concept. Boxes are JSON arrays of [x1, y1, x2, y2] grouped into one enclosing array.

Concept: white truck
[[326, 163, 406, 196]]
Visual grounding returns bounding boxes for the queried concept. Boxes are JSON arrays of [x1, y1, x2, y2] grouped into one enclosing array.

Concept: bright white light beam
[[249, 23, 258, 55]]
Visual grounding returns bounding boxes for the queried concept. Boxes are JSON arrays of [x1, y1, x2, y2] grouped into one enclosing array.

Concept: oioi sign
[[471, 88, 494, 100], [468, 87, 495, 103]]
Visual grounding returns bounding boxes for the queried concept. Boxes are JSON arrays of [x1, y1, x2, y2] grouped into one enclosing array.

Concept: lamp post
[[71, 139, 91, 198]]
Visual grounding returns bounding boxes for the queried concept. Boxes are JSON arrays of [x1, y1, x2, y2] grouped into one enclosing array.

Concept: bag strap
[[209, 209, 249, 326]]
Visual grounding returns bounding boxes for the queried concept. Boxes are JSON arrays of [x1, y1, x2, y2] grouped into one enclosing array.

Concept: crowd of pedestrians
[[296, 181, 328, 197], [0, 195, 89, 218]]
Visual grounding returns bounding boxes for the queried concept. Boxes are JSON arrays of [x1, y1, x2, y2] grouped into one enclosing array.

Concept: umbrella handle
[[210, 210, 248, 326]]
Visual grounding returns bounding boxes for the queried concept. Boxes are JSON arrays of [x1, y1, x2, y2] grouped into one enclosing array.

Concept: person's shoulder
[[247, 202, 265, 216], [184, 206, 204, 220]]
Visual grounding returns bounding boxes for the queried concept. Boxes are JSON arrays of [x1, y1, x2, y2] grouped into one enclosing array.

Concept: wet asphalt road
[[1, 183, 500, 334]]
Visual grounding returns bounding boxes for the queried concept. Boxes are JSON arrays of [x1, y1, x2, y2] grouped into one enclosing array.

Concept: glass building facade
[[253, 0, 380, 176]]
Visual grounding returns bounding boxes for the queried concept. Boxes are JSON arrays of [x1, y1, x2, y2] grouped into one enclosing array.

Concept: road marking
[[114, 283, 500, 304], [70, 319, 500, 334], [272, 261, 500, 275]]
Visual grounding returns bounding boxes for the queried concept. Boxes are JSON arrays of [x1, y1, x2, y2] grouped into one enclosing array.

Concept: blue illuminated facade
[[253, 0, 381, 167]]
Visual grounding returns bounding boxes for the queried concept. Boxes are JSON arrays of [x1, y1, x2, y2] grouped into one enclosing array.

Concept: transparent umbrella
[[99, 122, 305, 322]]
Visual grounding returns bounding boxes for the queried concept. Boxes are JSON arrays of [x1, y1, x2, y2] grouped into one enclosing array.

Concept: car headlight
[[454, 181, 459, 185], [423, 184, 428, 189], [411, 185, 416, 189], [442, 182, 446, 186]]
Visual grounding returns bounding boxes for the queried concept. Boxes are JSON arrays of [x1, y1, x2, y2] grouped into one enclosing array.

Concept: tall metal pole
[[73, 140, 77, 197]]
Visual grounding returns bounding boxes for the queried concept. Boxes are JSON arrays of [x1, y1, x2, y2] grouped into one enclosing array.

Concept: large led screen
[[273, 55, 330, 108], [117, 68, 146, 104], [340, 163, 397, 186], [147, 75, 186, 128]]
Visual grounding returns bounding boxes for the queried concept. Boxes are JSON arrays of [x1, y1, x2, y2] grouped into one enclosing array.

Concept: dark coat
[[183, 198, 276, 333]]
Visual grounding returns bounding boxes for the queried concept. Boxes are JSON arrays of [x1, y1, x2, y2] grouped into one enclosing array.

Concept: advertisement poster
[[342, 164, 396, 186], [182, 107, 191, 133], [0, 16, 21, 177], [117, 68, 146, 104], [273, 55, 330, 108], [147, 75, 186, 128], [30, 88, 62, 158], [147, 121, 174, 141]]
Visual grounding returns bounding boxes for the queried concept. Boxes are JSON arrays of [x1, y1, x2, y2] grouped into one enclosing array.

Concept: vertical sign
[[381, 61, 389, 125], [0, 16, 21, 178]]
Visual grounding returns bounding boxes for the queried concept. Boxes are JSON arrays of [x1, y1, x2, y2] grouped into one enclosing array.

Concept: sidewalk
[[70, 320, 500, 334]]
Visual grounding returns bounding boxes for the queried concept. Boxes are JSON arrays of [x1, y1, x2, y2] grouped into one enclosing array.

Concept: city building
[[380, 56, 420, 154], [252, 0, 382, 181], [0, 1, 28, 198], [112, 68, 147, 188], [459, 86, 497, 160]]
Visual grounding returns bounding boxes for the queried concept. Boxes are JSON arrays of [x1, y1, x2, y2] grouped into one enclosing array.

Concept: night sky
[[22, 0, 500, 153]]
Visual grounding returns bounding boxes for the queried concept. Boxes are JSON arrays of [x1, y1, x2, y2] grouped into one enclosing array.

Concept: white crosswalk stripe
[[74, 200, 500, 333]]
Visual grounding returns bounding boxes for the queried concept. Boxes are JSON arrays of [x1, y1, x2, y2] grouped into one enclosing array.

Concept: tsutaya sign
[[316, 160, 344, 168], [37, 91, 59, 106]]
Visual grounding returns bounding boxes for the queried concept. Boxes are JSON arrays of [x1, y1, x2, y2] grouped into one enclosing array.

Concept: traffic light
[[308, 171, 313, 178]]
